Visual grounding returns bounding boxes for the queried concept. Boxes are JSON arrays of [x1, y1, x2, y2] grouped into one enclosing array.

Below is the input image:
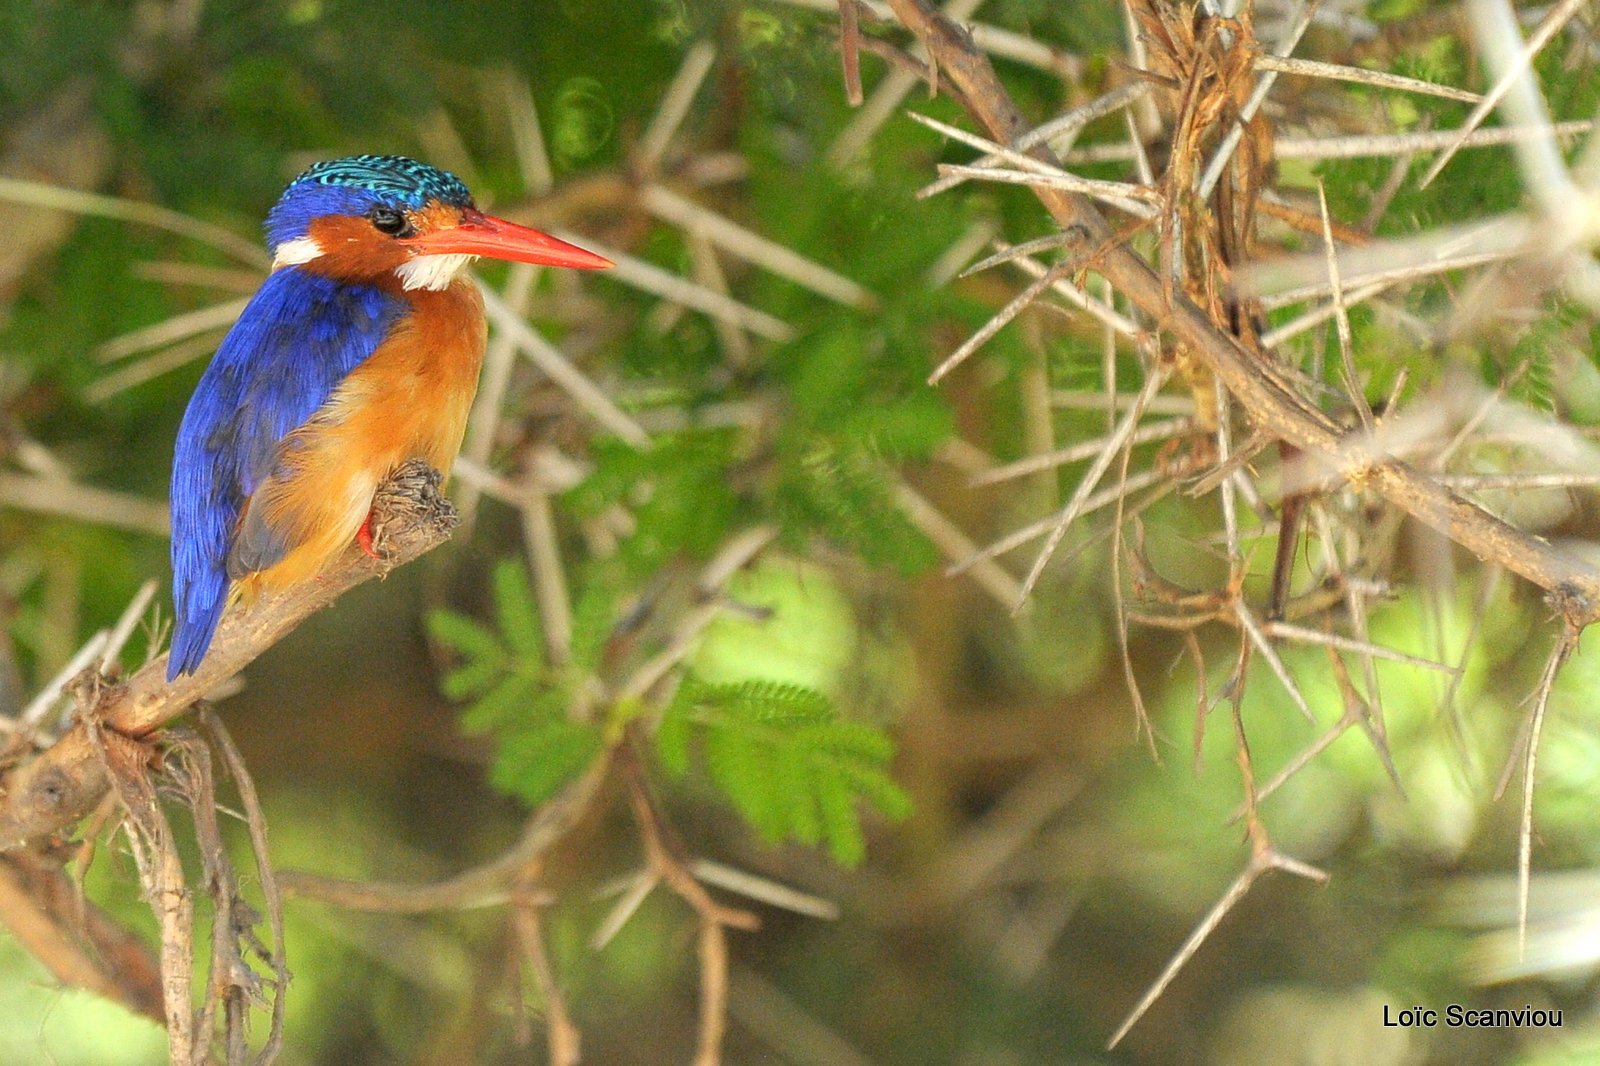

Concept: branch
[[278, 755, 611, 912], [0, 459, 459, 852], [619, 743, 758, 1066], [879, 0, 1600, 622], [0, 849, 165, 1022]]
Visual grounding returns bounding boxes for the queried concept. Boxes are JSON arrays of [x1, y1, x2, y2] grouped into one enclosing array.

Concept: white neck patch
[[394, 253, 476, 291], [272, 235, 324, 267]]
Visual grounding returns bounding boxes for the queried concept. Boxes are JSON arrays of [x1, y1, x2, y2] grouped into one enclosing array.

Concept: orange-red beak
[[399, 208, 612, 270]]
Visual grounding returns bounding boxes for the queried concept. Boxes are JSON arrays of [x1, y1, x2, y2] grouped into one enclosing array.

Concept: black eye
[[369, 206, 411, 237]]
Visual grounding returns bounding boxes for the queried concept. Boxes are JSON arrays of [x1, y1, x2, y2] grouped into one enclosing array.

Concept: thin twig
[[561, 234, 796, 341], [638, 42, 719, 174], [837, 0, 865, 105], [1060, 120, 1600, 164], [19, 630, 108, 728], [1416, 0, 1590, 190], [97, 298, 249, 364], [512, 891, 582, 1066], [86, 332, 226, 403], [1514, 628, 1577, 958], [0, 472, 170, 538], [929, 262, 1070, 384], [1316, 179, 1371, 428], [478, 282, 652, 447], [1106, 847, 1328, 1049], [620, 745, 758, 1066], [281, 756, 612, 913], [931, 163, 1159, 217], [1234, 600, 1315, 725], [0, 177, 269, 268], [918, 80, 1154, 198], [893, 480, 1023, 608], [1014, 369, 1168, 609], [1262, 620, 1457, 674], [969, 418, 1191, 486], [950, 467, 1168, 573], [501, 68, 555, 196], [642, 184, 875, 307], [202, 713, 288, 1066], [520, 470, 574, 667], [457, 262, 538, 534], [1254, 54, 1482, 103], [691, 859, 840, 920], [1004, 247, 1141, 336]]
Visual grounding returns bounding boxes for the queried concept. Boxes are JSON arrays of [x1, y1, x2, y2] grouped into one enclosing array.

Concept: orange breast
[[242, 279, 487, 592]]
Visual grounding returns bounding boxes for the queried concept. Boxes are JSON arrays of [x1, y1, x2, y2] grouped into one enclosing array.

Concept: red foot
[[357, 511, 380, 559]]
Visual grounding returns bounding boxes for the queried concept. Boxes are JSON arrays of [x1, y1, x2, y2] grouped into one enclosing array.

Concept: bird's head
[[264, 154, 610, 291]]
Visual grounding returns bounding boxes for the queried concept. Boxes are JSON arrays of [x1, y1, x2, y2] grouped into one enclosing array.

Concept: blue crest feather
[[168, 268, 403, 678], [264, 155, 472, 251]]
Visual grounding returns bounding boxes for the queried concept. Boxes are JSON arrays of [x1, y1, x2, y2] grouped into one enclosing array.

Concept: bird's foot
[[359, 461, 458, 567], [356, 512, 381, 559]]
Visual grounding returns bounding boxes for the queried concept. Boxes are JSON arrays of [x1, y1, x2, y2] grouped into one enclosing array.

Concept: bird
[[167, 154, 610, 680]]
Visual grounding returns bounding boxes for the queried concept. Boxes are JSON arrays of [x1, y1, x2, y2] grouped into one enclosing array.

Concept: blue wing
[[168, 269, 403, 679]]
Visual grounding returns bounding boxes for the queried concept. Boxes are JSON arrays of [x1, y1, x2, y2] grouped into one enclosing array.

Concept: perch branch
[[0, 459, 459, 852]]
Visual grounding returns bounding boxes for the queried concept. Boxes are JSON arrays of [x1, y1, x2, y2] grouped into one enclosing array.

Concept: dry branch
[[0, 849, 165, 1021], [0, 459, 459, 852]]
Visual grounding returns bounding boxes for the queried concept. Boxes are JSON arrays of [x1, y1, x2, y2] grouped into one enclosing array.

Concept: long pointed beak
[[399, 209, 612, 270]]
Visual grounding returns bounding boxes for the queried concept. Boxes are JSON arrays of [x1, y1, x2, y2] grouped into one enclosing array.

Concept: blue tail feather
[[167, 571, 227, 680]]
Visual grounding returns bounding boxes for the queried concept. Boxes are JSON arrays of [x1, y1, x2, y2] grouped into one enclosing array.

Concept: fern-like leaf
[[491, 718, 605, 807], [429, 559, 606, 811], [657, 676, 909, 866]]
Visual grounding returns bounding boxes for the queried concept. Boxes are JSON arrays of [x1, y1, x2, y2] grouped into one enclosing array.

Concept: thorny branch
[[881, 0, 1600, 620], [511, 886, 582, 1066], [0, 846, 165, 1022], [870, 0, 1600, 1049]]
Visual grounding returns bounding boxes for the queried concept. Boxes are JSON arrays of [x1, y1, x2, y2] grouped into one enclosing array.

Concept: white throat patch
[[394, 253, 476, 291], [272, 236, 324, 267]]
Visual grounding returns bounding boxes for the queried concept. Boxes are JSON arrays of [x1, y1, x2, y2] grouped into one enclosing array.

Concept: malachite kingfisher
[[168, 154, 611, 680]]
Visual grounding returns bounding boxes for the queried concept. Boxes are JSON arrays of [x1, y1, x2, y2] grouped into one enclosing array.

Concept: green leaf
[[490, 718, 605, 807], [431, 559, 609, 814], [818, 780, 866, 868], [427, 609, 504, 662], [661, 676, 910, 866], [780, 441, 937, 574], [440, 656, 504, 702], [656, 686, 693, 777], [460, 672, 541, 735], [493, 558, 544, 660], [569, 578, 619, 674]]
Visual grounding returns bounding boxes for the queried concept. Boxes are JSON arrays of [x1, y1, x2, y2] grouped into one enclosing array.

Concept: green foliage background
[[3, 2, 1600, 1064]]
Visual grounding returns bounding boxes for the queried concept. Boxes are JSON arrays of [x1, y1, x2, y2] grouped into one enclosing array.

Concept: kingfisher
[[167, 154, 610, 680]]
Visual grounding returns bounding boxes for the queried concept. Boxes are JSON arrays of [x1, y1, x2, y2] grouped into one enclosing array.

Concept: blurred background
[[4, 0, 1600, 1063]]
